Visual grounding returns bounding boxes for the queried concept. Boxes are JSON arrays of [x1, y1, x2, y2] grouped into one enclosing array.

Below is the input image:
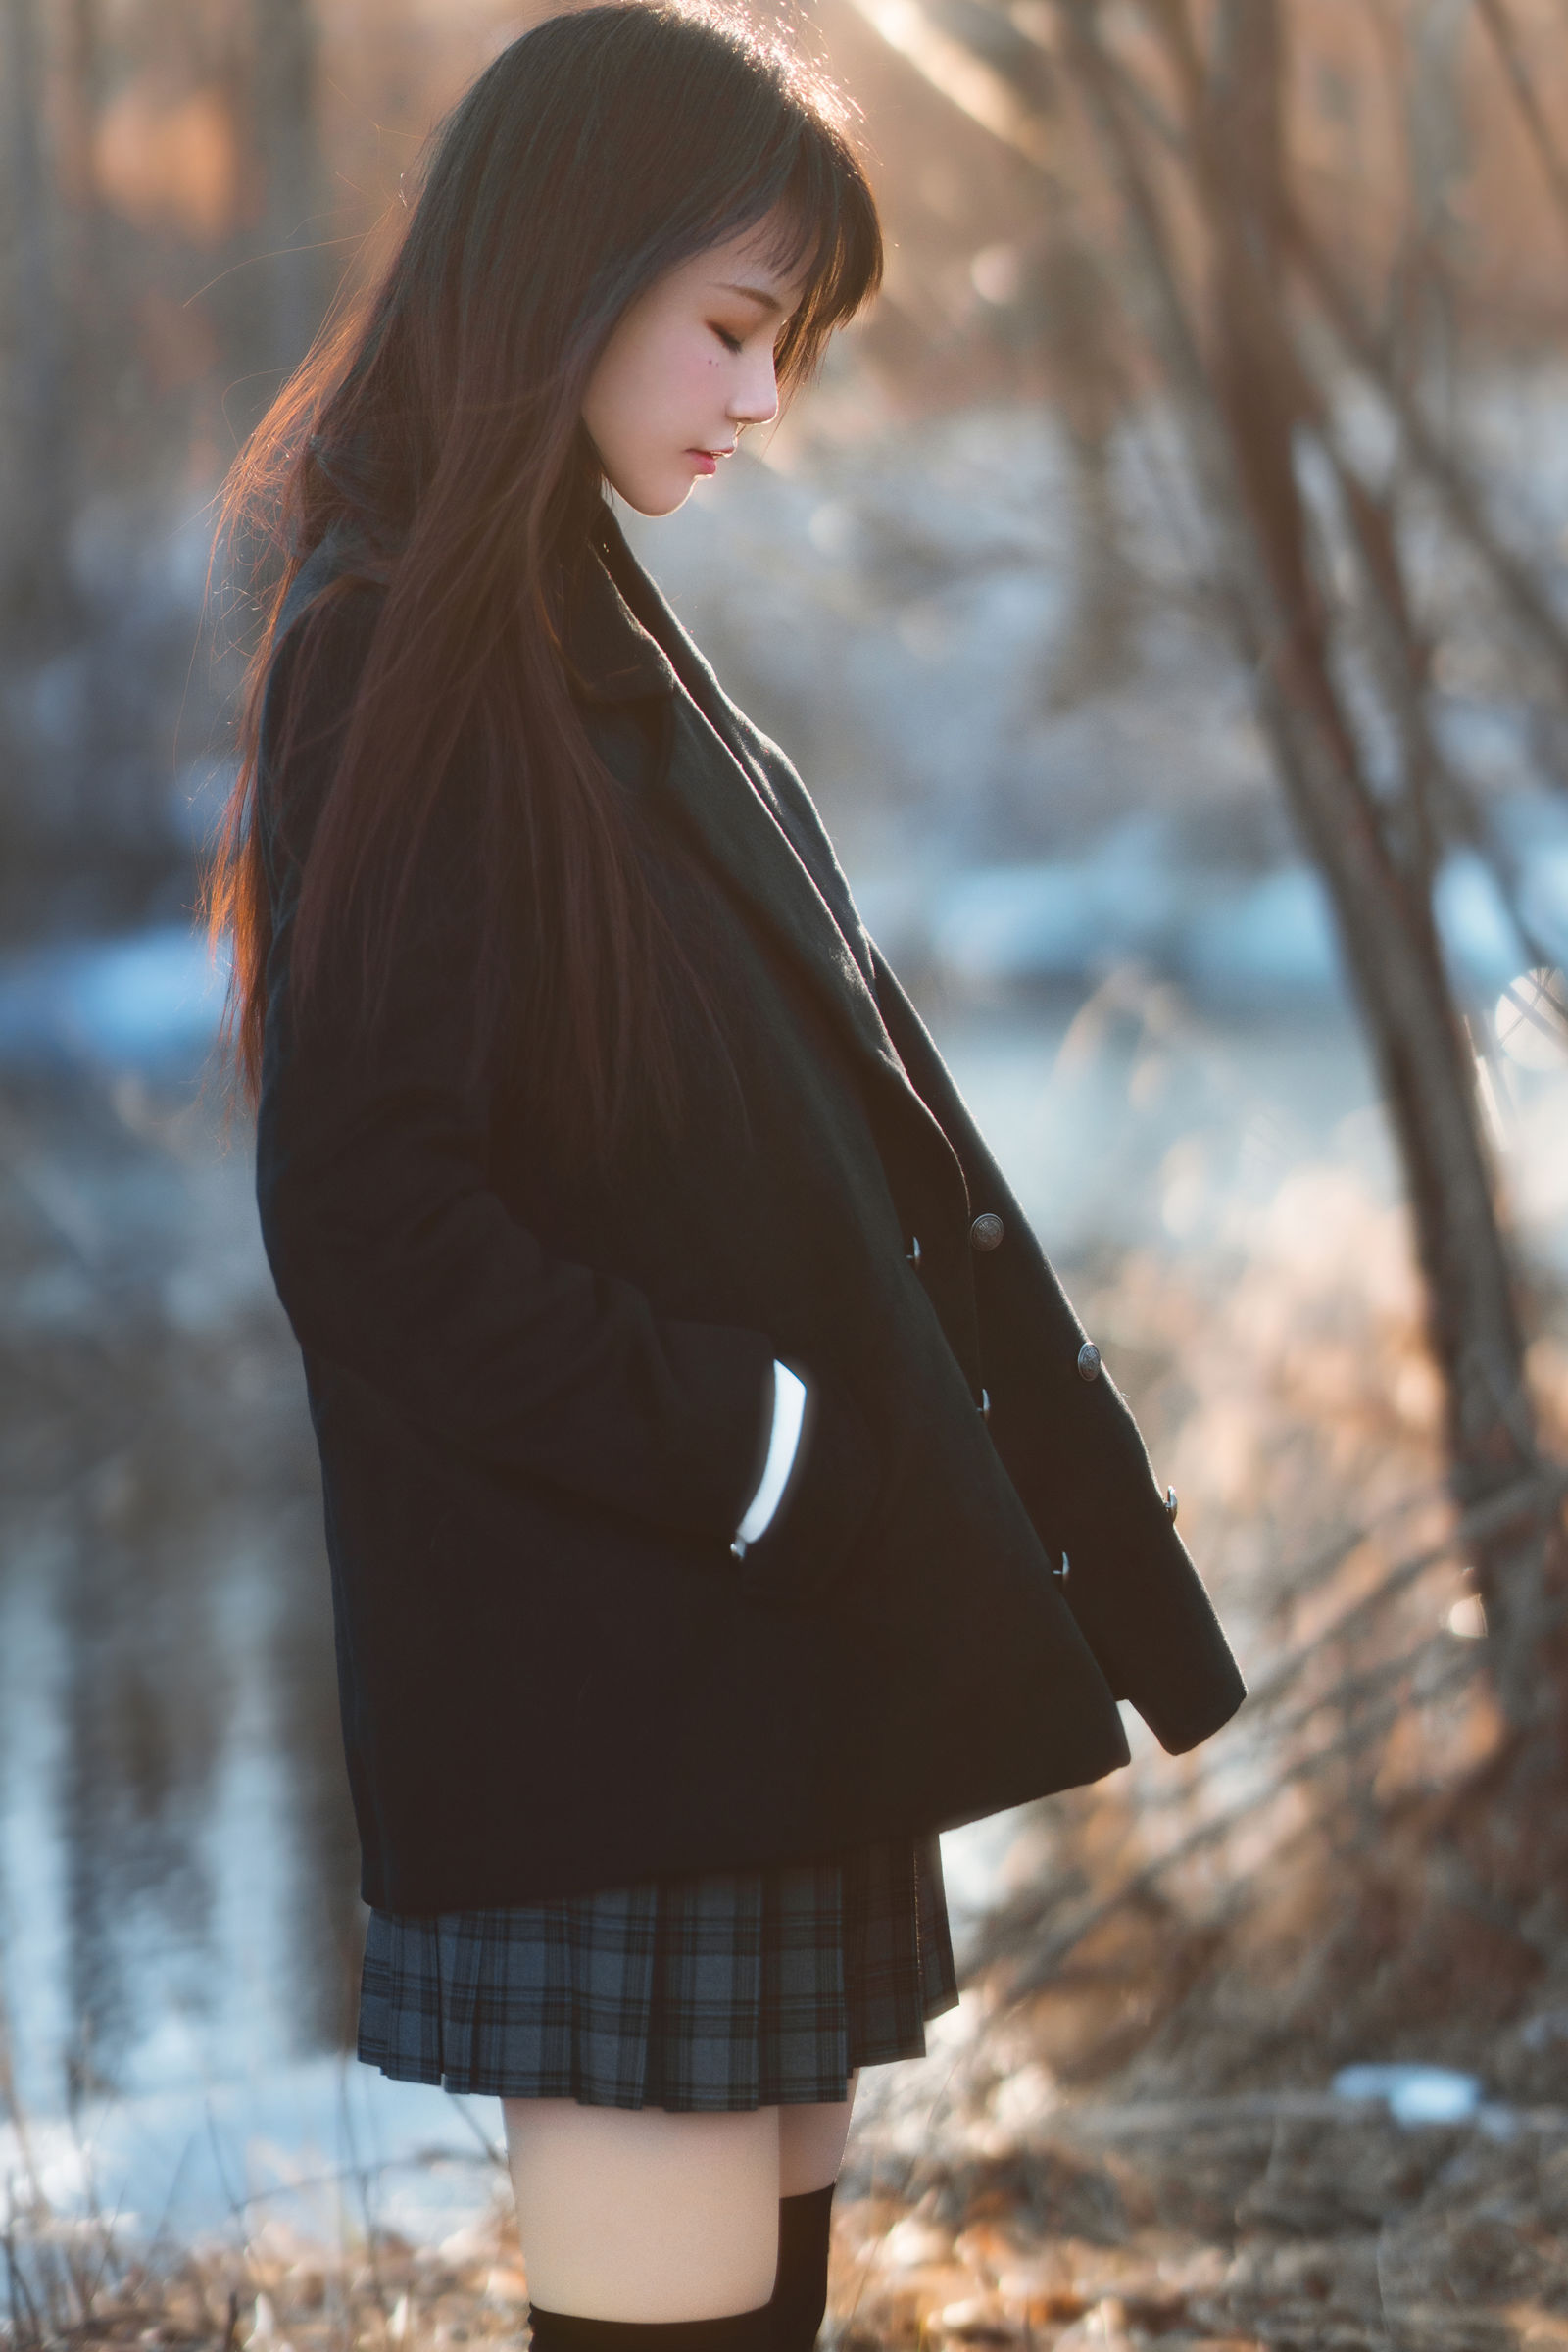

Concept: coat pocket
[[729, 1360, 884, 1609]]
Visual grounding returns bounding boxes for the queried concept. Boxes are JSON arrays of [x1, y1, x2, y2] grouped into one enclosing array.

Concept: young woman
[[209, 8, 1245, 2346]]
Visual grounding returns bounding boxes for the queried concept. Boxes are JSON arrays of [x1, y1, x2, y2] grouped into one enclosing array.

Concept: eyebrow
[[713, 279, 787, 316]]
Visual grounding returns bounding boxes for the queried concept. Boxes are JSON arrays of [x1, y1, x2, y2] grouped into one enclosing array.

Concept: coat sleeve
[[866, 942, 1247, 1755], [253, 582, 778, 1543]]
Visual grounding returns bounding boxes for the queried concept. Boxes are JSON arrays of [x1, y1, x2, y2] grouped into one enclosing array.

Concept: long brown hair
[[205, 1, 881, 1164]]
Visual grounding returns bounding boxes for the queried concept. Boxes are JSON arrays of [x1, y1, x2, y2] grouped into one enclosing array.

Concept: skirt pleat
[[357, 1832, 958, 2110]]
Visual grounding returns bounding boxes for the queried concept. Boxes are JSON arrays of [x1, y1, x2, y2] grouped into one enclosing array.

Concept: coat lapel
[[569, 511, 968, 1190], [662, 695, 907, 1083]]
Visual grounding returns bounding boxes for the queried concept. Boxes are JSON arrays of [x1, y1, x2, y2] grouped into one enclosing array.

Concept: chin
[[609, 469, 696, 519]]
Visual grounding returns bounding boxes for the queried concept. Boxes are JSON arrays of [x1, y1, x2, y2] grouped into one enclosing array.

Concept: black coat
[[255, 503, 1245, 1916]]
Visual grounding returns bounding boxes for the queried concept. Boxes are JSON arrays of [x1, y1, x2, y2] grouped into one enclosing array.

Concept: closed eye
[[710, 323, 744, 355]]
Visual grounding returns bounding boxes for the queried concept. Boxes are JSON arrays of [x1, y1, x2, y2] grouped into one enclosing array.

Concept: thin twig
[[1474, 0, 1568, 256], [996, 1642, 1482, 1992], [334, 2054, 388, 2320], [1233, 1465, 1566, 1725], [1283, 198, 1568, 711]]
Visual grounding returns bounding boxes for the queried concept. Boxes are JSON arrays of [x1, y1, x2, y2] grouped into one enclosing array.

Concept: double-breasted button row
[[903, 1225, 997, 1424], [906, 1214, 1004, 1266]]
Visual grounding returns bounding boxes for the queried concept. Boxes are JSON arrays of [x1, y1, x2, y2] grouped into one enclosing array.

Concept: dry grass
[[829, 2095, 1568, 2348], [10, 2084, 1568, 2352], [0, 2189, 530, 2352]]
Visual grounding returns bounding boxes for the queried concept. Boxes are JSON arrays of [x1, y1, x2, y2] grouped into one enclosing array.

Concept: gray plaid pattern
[[357, 1832, 958, 2109]]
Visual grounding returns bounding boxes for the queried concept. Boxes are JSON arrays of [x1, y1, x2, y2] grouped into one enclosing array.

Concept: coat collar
[[580, 512, 971, 1208], [575, 510, 896, 1043], [561, 507, 679, 705]]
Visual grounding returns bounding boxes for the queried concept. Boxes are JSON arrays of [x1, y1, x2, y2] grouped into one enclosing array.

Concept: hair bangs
[[707, 128, 881, 396], [774, 141, 883, 391]]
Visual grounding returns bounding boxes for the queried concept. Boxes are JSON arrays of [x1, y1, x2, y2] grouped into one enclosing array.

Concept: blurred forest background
[[9, 0, 1568, 2346]]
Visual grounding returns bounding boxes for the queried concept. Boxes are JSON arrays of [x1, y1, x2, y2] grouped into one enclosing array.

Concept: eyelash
[[710, 324, 744, 355]]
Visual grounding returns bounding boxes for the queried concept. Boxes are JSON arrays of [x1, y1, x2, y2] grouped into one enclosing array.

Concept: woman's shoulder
[[270, 540, 387, 702], [261, 537, 390, 774]]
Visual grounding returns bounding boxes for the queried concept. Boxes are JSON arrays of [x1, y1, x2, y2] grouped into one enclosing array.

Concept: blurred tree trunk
[[248, 0, 329, 379], [1036, 231, 1138, 710], [849, 0, 1568, 1773], [0, 0, 77, 640], [1130, 0, 1556, 1731], [56, 0, 108, 368], [1053, 0, 1562, 1756]]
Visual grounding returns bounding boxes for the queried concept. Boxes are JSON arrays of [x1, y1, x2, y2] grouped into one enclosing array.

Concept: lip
[[686, 447, 734, 475]]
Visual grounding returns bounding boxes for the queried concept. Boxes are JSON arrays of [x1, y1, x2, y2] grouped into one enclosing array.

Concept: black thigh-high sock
[[769, 2184, 836, 2352], [525, 2305, 775, 2352]]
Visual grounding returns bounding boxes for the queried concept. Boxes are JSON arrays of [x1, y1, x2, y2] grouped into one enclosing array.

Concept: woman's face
[[582, 222, 811, 516]]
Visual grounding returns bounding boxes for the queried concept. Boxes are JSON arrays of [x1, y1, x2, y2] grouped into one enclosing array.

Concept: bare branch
[[1284, 199, 1568, 710], [994, 1642, 1482, 1993], [1474, 0, 1568, 255], [838, 0, 1058, 168], [1224, 1467, 1562, 1726]]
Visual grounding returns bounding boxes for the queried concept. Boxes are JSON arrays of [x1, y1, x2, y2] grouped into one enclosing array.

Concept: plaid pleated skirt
[[357, 1830, 958, 2109]]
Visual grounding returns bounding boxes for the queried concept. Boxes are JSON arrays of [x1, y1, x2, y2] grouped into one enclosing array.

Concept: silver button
[[1077, 1341, 1102, 1382], [969, 1212, 1004, 1252], [978, 1387, 991, 1420], [1054, 1550, 1071, 1582], [906, 1234, 922, 1268], [1163, 1486, 1178, 1522]]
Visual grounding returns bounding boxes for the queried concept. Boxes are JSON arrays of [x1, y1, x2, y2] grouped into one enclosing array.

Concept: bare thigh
[[505, 2099, 778, 2322], [779, 2069, 858, 2196], [502, 2075, 858, 2323]]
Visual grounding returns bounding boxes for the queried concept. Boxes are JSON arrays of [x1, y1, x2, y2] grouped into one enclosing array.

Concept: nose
[[728, 344, 780, 429]]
